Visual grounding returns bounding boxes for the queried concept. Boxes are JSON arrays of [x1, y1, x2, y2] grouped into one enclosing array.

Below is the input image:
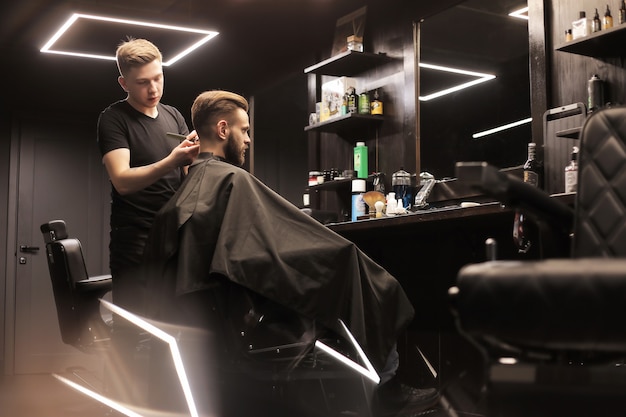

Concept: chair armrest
[[454, 259, 626, 352], [75, 274, 112, 294], [455, 162, 574, 233]]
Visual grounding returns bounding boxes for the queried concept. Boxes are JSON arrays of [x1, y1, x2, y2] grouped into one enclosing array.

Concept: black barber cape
[[143, 153, 415, 372]]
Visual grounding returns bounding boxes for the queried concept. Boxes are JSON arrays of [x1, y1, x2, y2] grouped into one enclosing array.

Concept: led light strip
[[41, 13, 218, 66], [509, 6, 529, 20], [419, 62, 496, 101], [100, 299, 199, 417], [52, 373, 144, 417], [472, 117, 532, 139], [315, 319, 380, 384]]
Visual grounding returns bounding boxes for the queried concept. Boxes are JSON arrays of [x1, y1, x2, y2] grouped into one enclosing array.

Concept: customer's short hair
[[116, 38, 162, 77], [192, 90, 249, 138]]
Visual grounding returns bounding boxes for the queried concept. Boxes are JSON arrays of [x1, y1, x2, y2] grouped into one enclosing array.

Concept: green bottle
[[354, 141, 368, 179]]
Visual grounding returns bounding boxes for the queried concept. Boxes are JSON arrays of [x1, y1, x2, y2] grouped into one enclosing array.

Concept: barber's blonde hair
[[115, 38, 162, 77], [192, 90, 249, 138]]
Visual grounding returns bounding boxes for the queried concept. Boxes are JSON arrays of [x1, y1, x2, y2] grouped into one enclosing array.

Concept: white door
[[9, 116, 110, 374]]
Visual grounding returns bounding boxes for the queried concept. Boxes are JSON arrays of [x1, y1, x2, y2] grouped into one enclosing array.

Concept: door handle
[[20, 245, 40, 254]]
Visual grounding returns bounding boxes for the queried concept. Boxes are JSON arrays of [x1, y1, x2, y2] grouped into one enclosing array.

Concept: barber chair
[[40, 220, 112, 352], [450, 106, 626, 416], [149, 277, 377, 417]]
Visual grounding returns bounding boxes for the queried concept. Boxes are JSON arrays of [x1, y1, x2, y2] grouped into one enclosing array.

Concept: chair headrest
[[40, 220, 68, 243]]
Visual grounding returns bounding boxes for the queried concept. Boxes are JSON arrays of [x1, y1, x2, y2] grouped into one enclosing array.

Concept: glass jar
[[347, 35, 363, 52]]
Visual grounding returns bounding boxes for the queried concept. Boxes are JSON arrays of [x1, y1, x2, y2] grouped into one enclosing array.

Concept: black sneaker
[[374, 378, 439, 416]]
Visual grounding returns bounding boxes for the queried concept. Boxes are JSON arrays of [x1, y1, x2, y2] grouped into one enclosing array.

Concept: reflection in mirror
[[419, 0, 530, 178]]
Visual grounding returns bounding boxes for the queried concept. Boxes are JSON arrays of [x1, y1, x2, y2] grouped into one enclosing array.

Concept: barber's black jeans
[[106, 225, 150, 404], [109, 225, 149, 315]]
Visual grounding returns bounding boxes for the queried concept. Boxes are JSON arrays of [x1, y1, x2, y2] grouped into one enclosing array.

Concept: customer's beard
[[224, 132, 245, 166]]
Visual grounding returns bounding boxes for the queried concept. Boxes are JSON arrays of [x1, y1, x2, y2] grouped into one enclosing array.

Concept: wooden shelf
[[556, 24, 626, 57], [304, 50, 393, 76], [556, 127, 581, 139], [304, 113, 383, 136], [308, 178, 353, 192]]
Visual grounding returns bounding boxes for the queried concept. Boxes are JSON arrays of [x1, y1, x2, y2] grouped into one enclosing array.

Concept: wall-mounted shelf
[[556, 24, 626, 57], [555, 127, 581, 139], [305, 113, 383, 135], [308, 178, 352, 192], [304, 50, 393, 76]]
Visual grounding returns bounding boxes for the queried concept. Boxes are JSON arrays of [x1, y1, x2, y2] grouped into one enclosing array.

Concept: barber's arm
[[103, 137, 199, 195]]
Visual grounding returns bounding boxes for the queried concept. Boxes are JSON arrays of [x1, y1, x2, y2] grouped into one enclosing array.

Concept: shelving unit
[[304, 50, 393, 76], [304, 50, 393, 217], [304, 113, 383, 135], [308, 178, 352, 192], [556, 24, 626, 57]]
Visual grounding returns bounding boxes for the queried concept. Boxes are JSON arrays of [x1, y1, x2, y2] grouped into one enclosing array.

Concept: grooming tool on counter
[[414, 172, 436, 209]]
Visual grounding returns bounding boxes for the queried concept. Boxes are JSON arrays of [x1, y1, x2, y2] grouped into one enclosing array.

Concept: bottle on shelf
[[620, 0, 626, 24], [603, 4, 613, 29], [351, 179, 367, 221], [572, 11, 592, 39], [358, 91, 370, 115], [513, 142, 543, 253], [564, 146, 579, 193], [354, 141, 368, 179], [592, 8, 602, 32], [346, 87, 357, 114], [587, 74, 605, 113], [370, 89, 383, 115], [522, 142, 542, 188], [341, 92, 348, 115]]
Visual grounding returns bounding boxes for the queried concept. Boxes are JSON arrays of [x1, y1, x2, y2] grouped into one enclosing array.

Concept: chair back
[[40, 220, 111, 351], [574, 107, 626, 257]]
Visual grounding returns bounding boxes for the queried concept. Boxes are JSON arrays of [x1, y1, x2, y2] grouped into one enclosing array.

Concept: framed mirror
[[419, 0, 531, 178]]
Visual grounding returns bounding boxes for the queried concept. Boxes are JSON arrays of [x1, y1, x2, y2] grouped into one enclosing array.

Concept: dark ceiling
[[0, 0, 527, 118], [0, 0, 370, 116]]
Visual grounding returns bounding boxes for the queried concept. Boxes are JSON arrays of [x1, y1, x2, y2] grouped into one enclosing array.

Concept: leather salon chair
[[41, 220, 112, 352], [451, 106, 626, 416], [41, 220, 373, 416], [150, 276, 377, 417]]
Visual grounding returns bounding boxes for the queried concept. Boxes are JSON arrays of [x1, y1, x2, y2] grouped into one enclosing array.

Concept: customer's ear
[[217, 120, 228, 140]]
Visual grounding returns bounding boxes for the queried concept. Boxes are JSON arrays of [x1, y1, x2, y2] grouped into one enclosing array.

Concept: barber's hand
[[172, 131, 200, 166], [185, 130, 199, 144]]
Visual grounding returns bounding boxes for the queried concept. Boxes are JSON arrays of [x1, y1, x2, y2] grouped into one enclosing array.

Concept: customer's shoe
[[373, 377, 439, 416]]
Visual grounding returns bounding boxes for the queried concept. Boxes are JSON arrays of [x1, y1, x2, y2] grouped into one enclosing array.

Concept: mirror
[[419, 0, 531, 178]]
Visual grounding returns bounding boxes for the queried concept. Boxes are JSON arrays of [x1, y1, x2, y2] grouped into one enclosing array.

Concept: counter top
[[328, 193, 575, 236], [329, 201, 506, 232]]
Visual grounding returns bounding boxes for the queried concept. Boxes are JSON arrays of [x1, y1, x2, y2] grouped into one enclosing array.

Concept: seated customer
[[143, 90, 438, 415]]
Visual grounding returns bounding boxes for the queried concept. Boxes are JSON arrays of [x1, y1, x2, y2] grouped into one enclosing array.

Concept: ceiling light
[[41, 13, 218, 66], [419, 63, 496, 101], [509, 6, 529, 20], [472, 117, 532, 139]]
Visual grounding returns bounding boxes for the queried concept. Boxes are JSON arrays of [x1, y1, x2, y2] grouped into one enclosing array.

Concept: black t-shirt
[[97, 100, 189, 230]]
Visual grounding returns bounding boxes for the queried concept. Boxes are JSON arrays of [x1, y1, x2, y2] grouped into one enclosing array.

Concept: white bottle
[[572, 11, 593, 39], [386, 193, 397, 216], [564, 146, 579, 193], [351, 179, 367, 221]]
